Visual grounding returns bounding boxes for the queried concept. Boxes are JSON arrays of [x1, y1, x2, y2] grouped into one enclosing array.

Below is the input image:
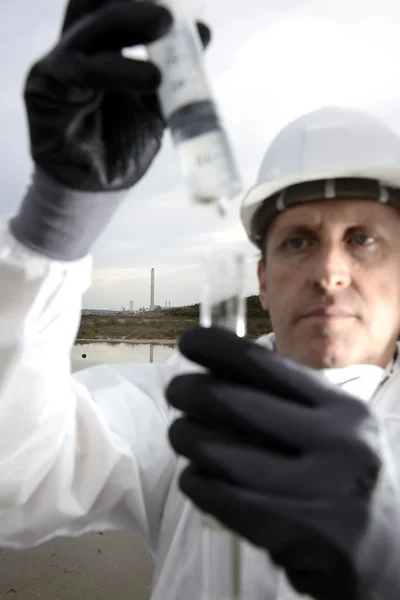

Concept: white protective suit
[[1, 218, 400, 600]]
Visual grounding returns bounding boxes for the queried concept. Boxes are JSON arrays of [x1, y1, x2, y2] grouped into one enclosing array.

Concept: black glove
[[167, 327, 400, 600], [25, 0, 210, 191], [11, 0, 210, 259]]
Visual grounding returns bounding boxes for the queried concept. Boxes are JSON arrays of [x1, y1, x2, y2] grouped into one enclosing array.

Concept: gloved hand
[[167, 327, 400, 600], [11, 0, 210, 260], [25, 0, 211, 192]]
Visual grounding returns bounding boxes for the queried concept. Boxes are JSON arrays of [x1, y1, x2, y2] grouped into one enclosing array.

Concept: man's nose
[[311, 245, 351, 291]]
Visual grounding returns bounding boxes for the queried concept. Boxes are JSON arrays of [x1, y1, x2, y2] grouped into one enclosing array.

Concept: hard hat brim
[[241, 166, 400, 246]]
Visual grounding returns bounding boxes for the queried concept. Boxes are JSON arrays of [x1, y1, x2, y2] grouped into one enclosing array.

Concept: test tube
[[200, 251, 246, 337], [146, 0, 243, 214], [200, 250, 246, 600]]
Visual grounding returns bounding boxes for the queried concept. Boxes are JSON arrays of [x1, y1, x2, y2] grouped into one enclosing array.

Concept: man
[[1, 1, 400, 599], [168, 111, 400, 599]]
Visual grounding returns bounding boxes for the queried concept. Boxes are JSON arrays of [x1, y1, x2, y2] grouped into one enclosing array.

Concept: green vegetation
[[164, 295, 269, 319], [77, 295, 272, 341]]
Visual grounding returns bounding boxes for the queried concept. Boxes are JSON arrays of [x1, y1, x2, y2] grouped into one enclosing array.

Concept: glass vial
[[146, 0, 242, 213], [200, 250, 246, 337]]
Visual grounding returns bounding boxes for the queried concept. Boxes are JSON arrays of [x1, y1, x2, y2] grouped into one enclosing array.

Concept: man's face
[[258, 198, 400, 368]]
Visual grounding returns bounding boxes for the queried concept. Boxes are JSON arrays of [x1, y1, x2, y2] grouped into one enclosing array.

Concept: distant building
[[150, 268, 155, 311]]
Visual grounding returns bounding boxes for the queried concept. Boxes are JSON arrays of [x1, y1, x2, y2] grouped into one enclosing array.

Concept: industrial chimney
[[130, 300, 133, 312], [150, 268, 155, 311]]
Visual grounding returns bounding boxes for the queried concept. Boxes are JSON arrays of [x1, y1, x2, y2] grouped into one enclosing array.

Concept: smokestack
[[150, 268, 155, 311], [169, 301, 171, 308], [130, 300, 133, 312]]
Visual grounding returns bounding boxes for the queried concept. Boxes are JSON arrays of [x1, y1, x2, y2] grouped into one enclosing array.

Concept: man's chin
[[288, 334, 359, 369]]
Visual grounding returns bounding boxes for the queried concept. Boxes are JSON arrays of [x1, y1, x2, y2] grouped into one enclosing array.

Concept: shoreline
[[75, 338, 177, 344]]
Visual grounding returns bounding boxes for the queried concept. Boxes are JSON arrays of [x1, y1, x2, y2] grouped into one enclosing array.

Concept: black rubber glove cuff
[[10, 169, 127, 261]]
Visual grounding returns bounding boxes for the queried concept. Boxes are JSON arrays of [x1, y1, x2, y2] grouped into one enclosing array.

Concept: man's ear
[[257, 259, 268, 310]]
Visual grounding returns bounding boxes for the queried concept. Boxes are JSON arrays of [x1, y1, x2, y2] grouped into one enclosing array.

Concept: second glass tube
[[200, 250, 246, 600]]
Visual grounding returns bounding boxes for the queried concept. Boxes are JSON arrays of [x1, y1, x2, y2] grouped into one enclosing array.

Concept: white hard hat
[[241, 106, 400, 246]]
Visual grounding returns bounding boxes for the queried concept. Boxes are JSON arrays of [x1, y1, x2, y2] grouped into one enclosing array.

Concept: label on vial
[[176, 130, 242, 202], [147, 21, 211, 119]]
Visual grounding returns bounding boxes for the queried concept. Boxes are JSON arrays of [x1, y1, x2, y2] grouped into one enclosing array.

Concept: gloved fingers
[[178, 327, 369, 419], [49, 52, 162, 93], [60, 0, 123, 33], [180, 465, 312, 552], [169, 418, 320, 496], [87, 53, 162, 92], [178, 327, 319, 406], [181, 464, 358, 600], [166, 372, 322, 448], [169, 409, 378, 498], [60, 0, 211, 48], [60, 3, 173, 53], [180, 464, 365, 561], [196, 21, 212, 49]]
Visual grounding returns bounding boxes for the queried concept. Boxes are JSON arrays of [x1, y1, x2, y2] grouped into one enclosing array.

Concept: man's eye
[[352, 233, 376, 246], [286, 237, 309, 250]]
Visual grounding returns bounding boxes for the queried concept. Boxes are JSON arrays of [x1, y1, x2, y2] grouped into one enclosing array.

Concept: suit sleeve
[[0, 219, 176, 553]]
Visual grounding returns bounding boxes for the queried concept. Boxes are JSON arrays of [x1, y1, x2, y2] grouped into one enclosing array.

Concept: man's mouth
[[300, 307, 354, 321]]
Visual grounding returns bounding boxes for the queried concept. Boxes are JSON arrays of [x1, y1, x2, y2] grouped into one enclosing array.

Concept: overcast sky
[[1, 1, 400, 309]]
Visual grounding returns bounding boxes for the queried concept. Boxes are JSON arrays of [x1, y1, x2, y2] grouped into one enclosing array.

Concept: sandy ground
[[0, 531, 154, 600]]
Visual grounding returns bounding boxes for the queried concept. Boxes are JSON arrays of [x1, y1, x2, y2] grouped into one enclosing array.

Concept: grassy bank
[[77, 296, 272, 341]]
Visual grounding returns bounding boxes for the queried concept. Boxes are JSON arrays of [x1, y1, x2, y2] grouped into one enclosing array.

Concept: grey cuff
[[10, 169, 127, 261]]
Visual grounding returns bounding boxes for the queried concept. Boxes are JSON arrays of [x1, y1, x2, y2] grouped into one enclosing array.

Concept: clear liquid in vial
[[200, 250, 246, 337]]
